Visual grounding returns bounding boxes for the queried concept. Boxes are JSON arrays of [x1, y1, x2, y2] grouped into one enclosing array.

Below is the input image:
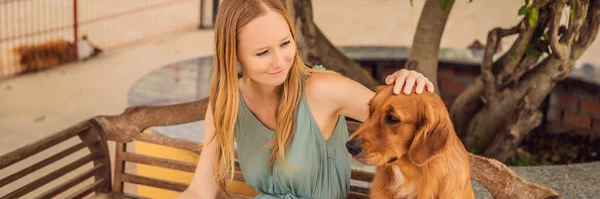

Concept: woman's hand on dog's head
[[384, 69, 435, 95]]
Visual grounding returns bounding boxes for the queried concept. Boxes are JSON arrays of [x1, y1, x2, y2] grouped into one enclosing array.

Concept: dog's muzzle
[[345, 138, 362, 156]]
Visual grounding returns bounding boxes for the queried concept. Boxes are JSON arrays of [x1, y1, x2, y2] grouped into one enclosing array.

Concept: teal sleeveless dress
[[234, 79, 352, 199]]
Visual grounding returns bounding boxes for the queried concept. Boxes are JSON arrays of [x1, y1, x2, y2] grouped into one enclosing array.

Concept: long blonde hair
[[207, 0, 322, 195]]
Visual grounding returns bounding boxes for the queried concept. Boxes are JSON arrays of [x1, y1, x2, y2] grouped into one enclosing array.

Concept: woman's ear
[[407, 103, 450, 166]]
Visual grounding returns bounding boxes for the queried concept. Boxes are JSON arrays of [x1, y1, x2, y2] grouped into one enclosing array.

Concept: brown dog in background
[[0, 35, 102, 80], [346, 85, 474, 199]]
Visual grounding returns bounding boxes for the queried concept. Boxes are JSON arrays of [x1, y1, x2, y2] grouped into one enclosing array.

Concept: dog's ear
[[407, 103, 451, 166]]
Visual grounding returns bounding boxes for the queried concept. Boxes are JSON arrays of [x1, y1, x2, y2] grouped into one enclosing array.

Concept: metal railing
[[0, 0, 219, 79]]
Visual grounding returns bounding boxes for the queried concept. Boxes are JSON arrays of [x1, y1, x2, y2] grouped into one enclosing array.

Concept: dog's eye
[[385, 113, 400, 124]]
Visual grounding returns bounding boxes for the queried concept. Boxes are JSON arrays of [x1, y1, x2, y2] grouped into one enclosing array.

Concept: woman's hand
[[384, 69, 435, 95]]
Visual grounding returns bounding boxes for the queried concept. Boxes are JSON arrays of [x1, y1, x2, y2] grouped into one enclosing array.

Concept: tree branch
[[469, 154, 561, 199], [572, 0, 600, 59], [497, 2, 554, 87], [94, 98, 209, 142], [563, 0, 589, 44], [406, 0, 456, 95], [500, 49, 543, 88], [494, 16, 537, 75], [493, 22, 527, 85], [292, 0, 320, 64], [549, 0, 570, 60], [482, 26, 518, 99], [484, 87, 543, 161], [450, 77, 485, 138]]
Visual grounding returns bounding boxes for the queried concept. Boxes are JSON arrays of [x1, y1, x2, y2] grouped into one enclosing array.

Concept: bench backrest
[[0, 120, 112, 199], [107, 120, 373, 199]]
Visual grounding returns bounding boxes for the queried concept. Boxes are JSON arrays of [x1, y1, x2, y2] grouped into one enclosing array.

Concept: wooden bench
[[0, 99, 373, 199], [0, 98, 561, 199]]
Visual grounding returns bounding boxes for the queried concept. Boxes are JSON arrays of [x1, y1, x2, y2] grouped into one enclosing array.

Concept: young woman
[[178, 0, 434, 198]]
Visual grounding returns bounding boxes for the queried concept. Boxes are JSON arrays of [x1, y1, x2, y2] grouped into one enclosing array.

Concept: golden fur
[[347, 85, 474, 199], [0, 35, 101, 80]]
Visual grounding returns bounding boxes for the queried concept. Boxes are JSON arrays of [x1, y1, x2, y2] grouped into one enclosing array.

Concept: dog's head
[[346, 85, 453, 167]]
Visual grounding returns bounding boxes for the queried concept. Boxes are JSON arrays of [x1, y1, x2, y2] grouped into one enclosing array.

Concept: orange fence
[[0, 0, 218, 74]]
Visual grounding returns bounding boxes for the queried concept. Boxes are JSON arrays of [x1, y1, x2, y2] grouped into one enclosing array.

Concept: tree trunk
[[406, 0, 456, 95], [451, 0, 600, 161], [284, 0, 380, 89]]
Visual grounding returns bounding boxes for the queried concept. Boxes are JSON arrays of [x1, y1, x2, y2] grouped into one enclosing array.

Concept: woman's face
[[236, 11, 296, 87]]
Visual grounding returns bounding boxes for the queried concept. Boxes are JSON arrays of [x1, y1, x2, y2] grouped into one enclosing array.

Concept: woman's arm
[[307, 69, 434, 122], [176, 104, 219, 199]]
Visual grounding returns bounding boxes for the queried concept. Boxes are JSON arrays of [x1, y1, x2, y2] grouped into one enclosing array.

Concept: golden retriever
[[346, 85, 474, 199]]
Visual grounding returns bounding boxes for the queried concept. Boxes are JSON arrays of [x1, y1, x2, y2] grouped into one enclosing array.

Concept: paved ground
[[1, 0, 599, 197]]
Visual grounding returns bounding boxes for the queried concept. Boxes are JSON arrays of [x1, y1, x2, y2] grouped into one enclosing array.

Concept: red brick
[[563, 111, 592, 128], [382, 67, 398, 79], [438, 67, 454, 77], [594, 119, 600, 131], [440, 78, 466, 95], [442, 94, 455, 107], [580, 99, 600, 115], [549, 93, 579, 109], [453, 68, 480, 77], [546, 106, 562, 121]]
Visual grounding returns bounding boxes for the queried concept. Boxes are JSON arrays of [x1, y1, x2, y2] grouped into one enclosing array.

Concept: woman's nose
[[272, 50, 286, 68]]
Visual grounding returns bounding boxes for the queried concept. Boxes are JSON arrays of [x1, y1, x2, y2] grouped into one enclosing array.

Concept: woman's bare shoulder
[[305, 70, 374, 110]]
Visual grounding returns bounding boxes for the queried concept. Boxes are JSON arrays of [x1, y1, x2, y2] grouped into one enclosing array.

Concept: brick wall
[[545, 81, 600, 139], [358, 60, 600, 139]]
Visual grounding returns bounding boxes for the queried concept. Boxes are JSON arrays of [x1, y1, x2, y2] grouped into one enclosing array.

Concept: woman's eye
[[281, 40, 290, 47], [256, 50, 268, 56]]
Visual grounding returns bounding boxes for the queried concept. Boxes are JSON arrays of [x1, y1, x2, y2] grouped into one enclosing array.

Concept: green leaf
[[567, 0, 574, 6], [440, 0, 449, 10], [543, 32, 550, 41], [529, 8, 538, 26], [518, 5, 528, 15], [525, 0, 530, 5], [410, 0, 414, 6]]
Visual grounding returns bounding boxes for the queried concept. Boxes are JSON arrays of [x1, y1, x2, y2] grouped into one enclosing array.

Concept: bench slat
[[64, 177, 107, 199], [1, 153, 99, 198], [120, 173, 188, 192], [0, 121, 90, 170], [0, 142, 89, 188], [348, 191, 369, 199], [34, 163, 104, 199], [351, 169, 375, 182], [121, 151, 196, 172], [113, 142, 126, 193]]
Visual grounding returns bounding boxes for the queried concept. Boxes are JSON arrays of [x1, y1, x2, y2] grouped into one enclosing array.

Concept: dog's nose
[[346, 139, 362, 156]]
